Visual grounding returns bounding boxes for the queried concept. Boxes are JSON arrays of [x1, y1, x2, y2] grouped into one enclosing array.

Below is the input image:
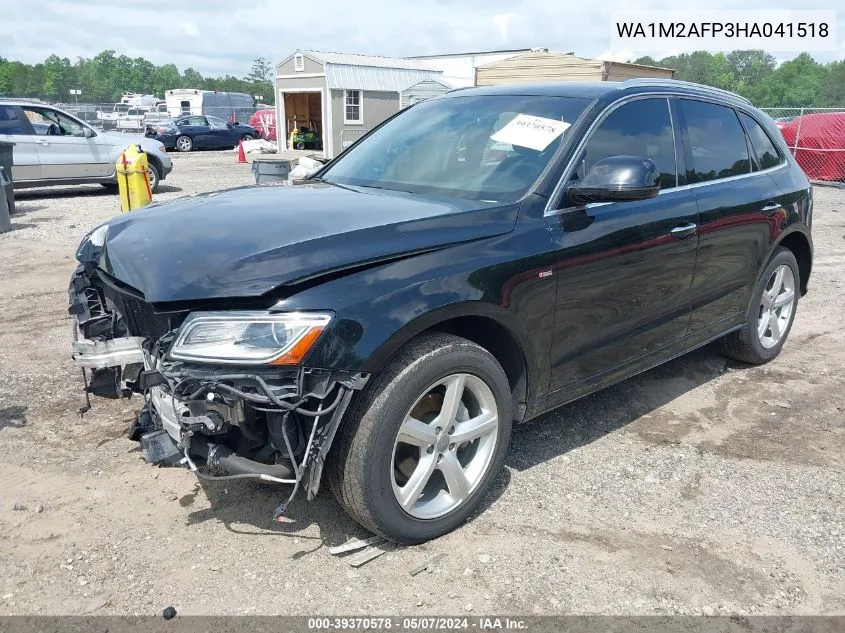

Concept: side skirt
[[536, 322, 745, 421]]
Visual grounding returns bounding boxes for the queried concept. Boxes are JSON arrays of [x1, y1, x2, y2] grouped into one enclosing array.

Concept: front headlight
[[170, 311, 331, 365]]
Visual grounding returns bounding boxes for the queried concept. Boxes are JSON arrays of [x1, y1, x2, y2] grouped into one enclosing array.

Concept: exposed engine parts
[[68, 263, 368, 513]]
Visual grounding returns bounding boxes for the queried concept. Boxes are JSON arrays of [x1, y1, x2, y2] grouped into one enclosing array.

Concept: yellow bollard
[[116, 144, 153, 212]]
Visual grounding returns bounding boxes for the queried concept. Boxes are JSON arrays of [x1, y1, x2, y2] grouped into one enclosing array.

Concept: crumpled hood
[[78, 183, 518, 303]]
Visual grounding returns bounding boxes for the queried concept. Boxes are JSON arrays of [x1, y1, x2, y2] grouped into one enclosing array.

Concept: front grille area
[[100, 281, 177, 342]]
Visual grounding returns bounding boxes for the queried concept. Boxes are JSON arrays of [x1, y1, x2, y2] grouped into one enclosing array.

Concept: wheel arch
[[773, 228, 812, 295], [146, 153, 163, 177], [360, 304, 531, 423]]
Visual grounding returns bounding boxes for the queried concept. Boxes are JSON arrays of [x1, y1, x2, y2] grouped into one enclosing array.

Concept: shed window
[[294, 53, 304, 72], [344, 90, 362, 124]]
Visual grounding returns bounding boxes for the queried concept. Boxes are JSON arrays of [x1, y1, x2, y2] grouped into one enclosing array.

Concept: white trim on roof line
[[276, 73, 326, 80]]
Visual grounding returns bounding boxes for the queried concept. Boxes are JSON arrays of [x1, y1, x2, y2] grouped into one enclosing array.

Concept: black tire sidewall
[[744, 248, 800, 361], [357, 342, 511, 543], [147, 163, 160, 192]]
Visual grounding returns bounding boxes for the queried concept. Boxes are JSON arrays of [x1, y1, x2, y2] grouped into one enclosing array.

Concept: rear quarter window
[[680, 100, 750, 183], [740, 112, 784, 171], [0, 105, 26, 135]]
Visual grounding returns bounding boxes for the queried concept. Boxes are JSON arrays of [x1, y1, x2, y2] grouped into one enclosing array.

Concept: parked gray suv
[[0, 100, 172, 192]]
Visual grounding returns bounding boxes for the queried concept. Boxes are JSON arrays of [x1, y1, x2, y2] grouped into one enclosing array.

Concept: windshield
[[321, 94, 592, 203]]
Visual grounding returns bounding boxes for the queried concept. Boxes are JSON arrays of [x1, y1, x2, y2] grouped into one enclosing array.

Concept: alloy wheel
[[391, 373, 499, 520], [758, 264, 796, 349]]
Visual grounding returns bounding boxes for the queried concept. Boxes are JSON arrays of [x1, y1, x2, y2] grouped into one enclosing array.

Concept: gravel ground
[[0, 151, 843, 616]]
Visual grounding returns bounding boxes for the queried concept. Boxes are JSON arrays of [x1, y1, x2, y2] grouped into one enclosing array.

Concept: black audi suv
[[69, 79, 812, 543]]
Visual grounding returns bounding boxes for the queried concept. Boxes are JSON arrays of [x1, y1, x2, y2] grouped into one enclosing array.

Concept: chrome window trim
[[544, 91, 784, 217], [558, 162, 789, 216]]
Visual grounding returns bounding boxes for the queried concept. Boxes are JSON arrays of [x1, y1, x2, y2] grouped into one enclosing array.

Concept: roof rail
[[620, 78, 752, 105]]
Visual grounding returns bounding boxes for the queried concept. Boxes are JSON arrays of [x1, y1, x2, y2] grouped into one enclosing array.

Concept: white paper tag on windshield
[[490, 114, 571, 151]]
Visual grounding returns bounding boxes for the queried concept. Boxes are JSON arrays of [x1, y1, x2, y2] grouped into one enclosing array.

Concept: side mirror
[[83, 126, 96, 139], [567, 155, 661, 205]]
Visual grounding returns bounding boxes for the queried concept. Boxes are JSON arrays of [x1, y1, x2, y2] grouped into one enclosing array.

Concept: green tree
[[43, 54, 72, 101], [181, 67, 205, 88], [726, 49, 776, 99], [754, 53, 829, 107], [818, 60, 845, 107], [151, 63, 181, 97], [0, 57, 11, 95], [247, 57, 272, 84]]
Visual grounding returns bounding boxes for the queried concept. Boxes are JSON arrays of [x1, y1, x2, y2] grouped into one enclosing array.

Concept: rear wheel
[[328, 333, 512, 544], [719, 246, 799, 364], [175, 135, 193, 152]]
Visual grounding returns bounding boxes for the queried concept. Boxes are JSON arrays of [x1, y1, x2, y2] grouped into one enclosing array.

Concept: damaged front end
[[69, 263, 367, 512]]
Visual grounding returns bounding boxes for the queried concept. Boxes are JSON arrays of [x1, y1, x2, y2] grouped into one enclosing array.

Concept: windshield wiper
[[308, 176, 359, 192]]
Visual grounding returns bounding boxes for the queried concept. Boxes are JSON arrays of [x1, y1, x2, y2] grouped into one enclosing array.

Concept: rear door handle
[[670, 222, 697, 239], [35, 140, 49, 146], [761, 202, 781, 215]]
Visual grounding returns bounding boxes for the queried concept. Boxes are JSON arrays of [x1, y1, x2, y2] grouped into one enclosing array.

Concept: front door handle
[[670, 222, 697, 240], [761, 202, 781, 215]]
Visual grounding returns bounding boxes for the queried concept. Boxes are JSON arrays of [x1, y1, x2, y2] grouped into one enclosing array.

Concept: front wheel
[[719, 246, 799, 364], [240, 134, 254, 142], [147, 162, 161, 193], [328, 333, 512, 544]]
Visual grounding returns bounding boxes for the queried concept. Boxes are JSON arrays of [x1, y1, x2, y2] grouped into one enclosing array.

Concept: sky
[[1, 0, 842, 77]]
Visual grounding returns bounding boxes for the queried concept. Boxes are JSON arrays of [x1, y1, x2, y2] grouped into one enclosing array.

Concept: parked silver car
[[0, 100, 172, 192]]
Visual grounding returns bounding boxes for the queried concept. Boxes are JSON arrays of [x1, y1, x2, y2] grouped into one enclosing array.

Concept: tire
[[241, 134, 254, 142], [175, 135, 193, 152], [100, 162, 161, 193], [147, 162, 161, 193], [328, 332, 512, 544], [719, 246, 799, 364]]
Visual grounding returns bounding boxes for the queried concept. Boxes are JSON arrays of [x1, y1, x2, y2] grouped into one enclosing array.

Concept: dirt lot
[[0, 152, 843, 616]]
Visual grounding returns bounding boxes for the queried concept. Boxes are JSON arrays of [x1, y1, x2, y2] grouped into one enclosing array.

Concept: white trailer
[[164, 89, 254, 122]]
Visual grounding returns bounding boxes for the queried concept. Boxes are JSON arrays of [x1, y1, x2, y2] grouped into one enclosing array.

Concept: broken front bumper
[[68, 265, 368, 505]]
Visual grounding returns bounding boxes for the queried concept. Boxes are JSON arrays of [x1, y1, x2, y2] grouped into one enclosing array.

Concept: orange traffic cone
[[237, 140, 247, 164]]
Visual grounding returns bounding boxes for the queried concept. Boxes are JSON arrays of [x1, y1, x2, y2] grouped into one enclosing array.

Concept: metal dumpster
[[251, 157, 292, 184], [0, 141, 14, 216], [0, 166, 11, 234]]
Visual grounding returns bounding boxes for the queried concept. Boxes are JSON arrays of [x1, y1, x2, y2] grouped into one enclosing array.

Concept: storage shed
[[275, 50, 445, 157], [475, 51, 675, 86], [399, 77, 453, 108]]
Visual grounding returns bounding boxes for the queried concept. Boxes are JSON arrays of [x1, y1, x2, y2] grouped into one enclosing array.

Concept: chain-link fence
[[761, 107, 845, 184], [61, 103, 268, 135]]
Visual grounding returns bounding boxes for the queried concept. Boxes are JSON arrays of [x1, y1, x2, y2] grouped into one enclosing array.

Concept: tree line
[[1, 49, 842, 109], [633, 51, 845, 108], [0, 51, 275, 105]]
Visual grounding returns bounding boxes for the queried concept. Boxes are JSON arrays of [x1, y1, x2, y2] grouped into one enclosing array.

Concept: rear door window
[[178, 116, 205, 127], [739, 112, 784, 171], [679, 100, 750, 183], [580, 98, 677, 190]]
